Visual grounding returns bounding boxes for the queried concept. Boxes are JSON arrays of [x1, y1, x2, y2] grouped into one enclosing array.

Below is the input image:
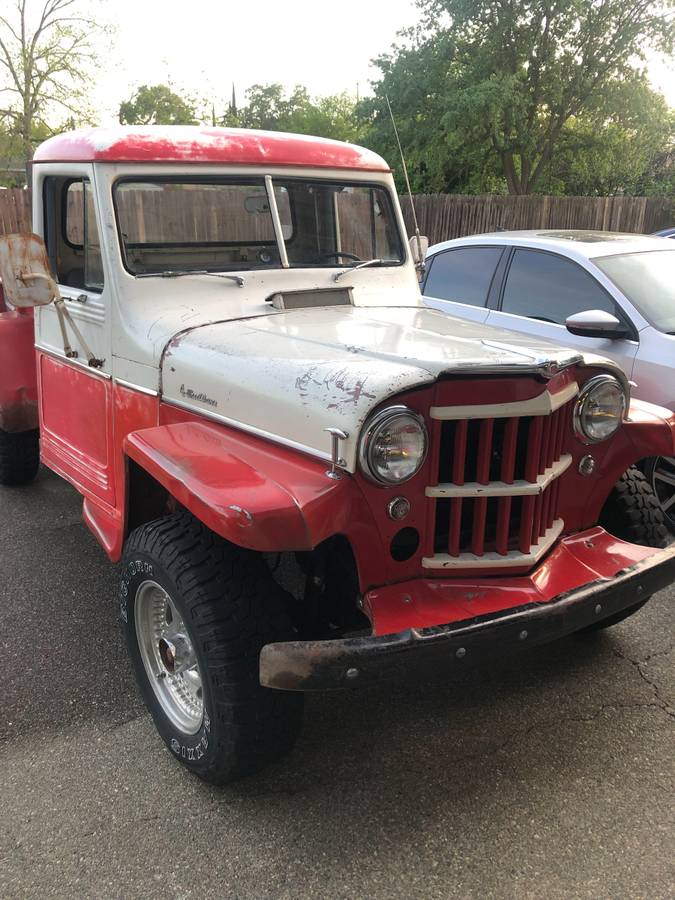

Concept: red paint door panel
[[38, 353, 115, 504]]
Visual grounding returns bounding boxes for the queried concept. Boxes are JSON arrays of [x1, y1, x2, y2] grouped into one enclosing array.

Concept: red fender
[[0, 309, 38, 432], [124, 420, 376, 553]]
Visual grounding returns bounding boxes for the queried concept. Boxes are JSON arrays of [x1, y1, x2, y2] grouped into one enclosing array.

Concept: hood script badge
[[179, 384, 218, 408]]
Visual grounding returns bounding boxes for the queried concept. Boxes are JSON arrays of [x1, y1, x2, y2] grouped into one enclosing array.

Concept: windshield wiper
[[333, 259, 398, 282], [136, 269, 244, 286]]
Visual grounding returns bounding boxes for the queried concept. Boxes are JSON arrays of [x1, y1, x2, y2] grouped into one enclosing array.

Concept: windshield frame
[[112, 173, 406, 277], [593, 248, 675, 335]]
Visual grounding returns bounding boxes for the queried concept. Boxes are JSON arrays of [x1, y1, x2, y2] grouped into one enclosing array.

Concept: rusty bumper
[[259, 543, 675, 691]]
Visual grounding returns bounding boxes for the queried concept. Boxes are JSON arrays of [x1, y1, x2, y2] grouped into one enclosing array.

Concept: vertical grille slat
[[431, 383, 574, 565]]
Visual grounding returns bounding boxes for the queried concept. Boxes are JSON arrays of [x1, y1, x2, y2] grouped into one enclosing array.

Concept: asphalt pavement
[[1, 468, 673, 899]]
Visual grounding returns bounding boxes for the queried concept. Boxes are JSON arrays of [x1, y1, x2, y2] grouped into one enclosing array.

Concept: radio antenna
[[385, 94, 424, 272]]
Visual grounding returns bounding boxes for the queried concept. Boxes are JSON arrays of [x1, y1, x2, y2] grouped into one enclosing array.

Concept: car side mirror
[[0, 233, 59, 309], [409, 234, 429, 266], [565, 309, 629, 340]]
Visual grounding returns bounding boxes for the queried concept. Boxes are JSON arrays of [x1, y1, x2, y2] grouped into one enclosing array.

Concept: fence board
[[0, 186, 672, 245]]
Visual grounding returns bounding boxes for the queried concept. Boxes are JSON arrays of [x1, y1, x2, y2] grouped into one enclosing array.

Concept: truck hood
[[161, 305, 589, 470]]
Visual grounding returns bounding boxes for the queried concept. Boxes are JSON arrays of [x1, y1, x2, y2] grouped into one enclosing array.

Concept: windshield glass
[[595, 249, 675, 334], [114, 177, 403, 276]]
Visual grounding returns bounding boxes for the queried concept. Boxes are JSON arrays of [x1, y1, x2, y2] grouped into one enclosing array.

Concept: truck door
[[34, 167, 115, 506]]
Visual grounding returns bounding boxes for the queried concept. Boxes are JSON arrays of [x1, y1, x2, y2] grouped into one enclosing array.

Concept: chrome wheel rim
[[135, 580, 204, 734], [651, 456, 675, 528]]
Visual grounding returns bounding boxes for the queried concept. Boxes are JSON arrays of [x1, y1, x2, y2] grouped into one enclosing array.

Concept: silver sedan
[[422, 230, 675, 527]]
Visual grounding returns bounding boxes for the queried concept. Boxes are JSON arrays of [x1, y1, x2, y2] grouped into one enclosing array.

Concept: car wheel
[[599, 466, 668, 548], [643, 455, 675, 532], [120, 509, 304, 785]]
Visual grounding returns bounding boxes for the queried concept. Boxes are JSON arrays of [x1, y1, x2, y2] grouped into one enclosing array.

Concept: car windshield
[[114, 177, 404, 276], [595, 249, 675, 334]]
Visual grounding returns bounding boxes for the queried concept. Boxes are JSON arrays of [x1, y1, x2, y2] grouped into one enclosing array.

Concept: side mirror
[[0, 233, 59, 309], [565, 309, 629, 340], [409, 234, 429, 266]]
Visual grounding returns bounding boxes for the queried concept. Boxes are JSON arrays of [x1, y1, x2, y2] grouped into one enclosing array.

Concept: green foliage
[[119, 84, 198, 126], [366, 0, 675, 195], [223, 83, 366, 143]]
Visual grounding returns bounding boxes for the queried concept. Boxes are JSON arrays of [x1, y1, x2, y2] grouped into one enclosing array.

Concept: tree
[[0, 0, 101, 163], [119, 83, 198, 126], [369, 0, 675, 194], [225, 83, 366, 143]]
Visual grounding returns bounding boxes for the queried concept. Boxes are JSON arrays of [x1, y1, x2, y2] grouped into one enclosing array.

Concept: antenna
[[385, 94, 424, 273]]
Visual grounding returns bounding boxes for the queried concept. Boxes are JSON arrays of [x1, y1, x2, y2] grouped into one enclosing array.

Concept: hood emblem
[[179, 384, 218, 408]]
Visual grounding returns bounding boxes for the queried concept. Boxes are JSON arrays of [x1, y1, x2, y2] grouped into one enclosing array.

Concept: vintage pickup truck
[[0, 126, 673, 784]]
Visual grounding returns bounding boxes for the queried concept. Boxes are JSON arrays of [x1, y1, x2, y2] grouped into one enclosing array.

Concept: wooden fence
[[1, 186, 672, 244]]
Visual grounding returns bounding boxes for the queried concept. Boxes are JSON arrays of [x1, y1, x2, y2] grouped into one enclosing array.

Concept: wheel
[[642, 455, 675, 532], [120, 511, 304, 784], [599, 466, 668, 548], [0, 428, 40, 485], [579, 599, 648, 633]]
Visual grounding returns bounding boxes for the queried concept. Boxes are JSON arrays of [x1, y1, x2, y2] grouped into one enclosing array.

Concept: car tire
[[120, 510, 304, 785], [0, 428, 40, 486], [599, 466, 668, 548], [642, 455, 675, 533]]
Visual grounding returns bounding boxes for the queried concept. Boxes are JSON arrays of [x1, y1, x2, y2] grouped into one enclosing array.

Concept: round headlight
[[574, 375, 626, 443], [359, 406, 428, 484]]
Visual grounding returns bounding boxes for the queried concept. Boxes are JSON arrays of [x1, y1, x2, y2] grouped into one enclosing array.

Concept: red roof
[[33, 126, 391, 172]]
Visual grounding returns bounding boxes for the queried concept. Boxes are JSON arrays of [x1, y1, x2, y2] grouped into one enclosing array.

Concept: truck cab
[[1, 126, 674, 784]]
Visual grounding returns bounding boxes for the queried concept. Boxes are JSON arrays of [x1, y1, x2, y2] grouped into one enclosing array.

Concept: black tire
[[642, 455, 675, 532], [0, 428, 40, 486], [580, 599, 648, 633], [120, 510, 304, 785], [599, 466, 668, 548]]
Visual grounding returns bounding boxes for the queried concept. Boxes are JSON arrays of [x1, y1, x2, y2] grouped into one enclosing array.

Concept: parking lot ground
[[1, 468, 673, 899]]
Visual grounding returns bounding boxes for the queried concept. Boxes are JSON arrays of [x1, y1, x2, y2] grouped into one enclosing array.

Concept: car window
[[594, 250, 675, 334], [43, 177, 104, 292], [501, 249, 615, 324], [424, 247, 502, 307]]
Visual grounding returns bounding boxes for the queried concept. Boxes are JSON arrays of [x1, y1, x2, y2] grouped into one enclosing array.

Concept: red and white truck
[[0, 126, 673, 784]]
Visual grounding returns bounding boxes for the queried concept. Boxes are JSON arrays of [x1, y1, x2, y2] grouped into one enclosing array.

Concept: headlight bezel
[[359, 405, 428, 485], [573, 374, 627, 444]]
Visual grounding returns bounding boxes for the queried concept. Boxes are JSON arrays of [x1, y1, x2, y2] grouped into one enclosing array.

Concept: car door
[[485, 248, 639, 377], [34, 168, 115, 506], [422, 246, 506, 324]]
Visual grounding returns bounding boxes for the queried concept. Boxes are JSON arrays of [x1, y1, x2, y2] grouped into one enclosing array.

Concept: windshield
[[114, 177, 404, 276], [595, 249, 675, 334]]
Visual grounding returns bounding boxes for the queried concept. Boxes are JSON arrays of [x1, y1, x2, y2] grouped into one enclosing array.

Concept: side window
[[423, 247, 503, 307], [44, 177, 104, 292], [501, 250, 615, 324]]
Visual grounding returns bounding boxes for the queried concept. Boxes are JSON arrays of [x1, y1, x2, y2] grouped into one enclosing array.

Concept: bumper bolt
[[519, 630, 528, 641], [595, 604, 602, 615], [346, 668, 359, 680], [456, 647, 466, 659]]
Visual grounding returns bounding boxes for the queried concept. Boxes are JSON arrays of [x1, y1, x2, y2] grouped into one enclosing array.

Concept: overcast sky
[[93, 0, 673, 123]]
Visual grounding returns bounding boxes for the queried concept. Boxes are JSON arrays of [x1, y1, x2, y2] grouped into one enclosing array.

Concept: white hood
[[161, 305, 588, 469]]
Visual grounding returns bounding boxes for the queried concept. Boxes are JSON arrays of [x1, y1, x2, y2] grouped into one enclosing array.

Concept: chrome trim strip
[[430, 381, 578, 421], [35, 345, 111, 379], [265, 175, 289, 269], [426, 455, 572, 499], [422, 520, 565, 570], [163, 397, 334, 465], [114, 378, 159, 397]]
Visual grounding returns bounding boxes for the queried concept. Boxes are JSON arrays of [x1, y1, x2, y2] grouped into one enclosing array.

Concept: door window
[[423, 247, 503, 307], [501, 249, 616, 324], [43, 177, 104, 292]]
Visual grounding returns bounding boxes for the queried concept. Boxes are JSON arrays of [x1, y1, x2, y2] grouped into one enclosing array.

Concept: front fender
[[124, 420, 374, 553], [0, 310, 38, 432]]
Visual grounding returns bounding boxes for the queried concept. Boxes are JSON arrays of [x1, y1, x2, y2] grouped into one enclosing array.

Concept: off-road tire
[[599, 466, 668, 548], [580, 599, 648, 633], [642, 455, 675, 532], [120, 510, 304, 785], [0, 428, 40, 485]]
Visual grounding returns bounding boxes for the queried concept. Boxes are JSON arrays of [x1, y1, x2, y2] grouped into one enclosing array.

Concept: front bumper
[[259, 539, 675, 691]]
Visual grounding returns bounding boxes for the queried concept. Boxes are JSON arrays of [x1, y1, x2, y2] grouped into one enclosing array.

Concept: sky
[[83, 0, 674, 121], [94, 0, 421, 123]]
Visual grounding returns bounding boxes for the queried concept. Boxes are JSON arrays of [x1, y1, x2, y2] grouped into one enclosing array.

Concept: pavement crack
[[612, 647, 675, 721]]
